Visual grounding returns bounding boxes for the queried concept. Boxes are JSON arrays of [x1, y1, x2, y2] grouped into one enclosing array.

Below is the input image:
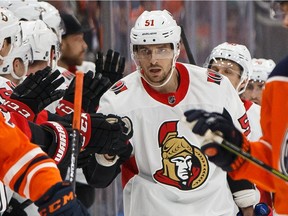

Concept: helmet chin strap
[[236, 78, 248, 95], [140, 65, 175, 88]]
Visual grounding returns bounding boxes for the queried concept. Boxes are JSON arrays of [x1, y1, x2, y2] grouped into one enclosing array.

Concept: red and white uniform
[[98, 63, 250, 216]]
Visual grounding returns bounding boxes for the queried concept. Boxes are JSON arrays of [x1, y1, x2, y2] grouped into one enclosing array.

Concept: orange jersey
[[229, 56, 288, 214], [0, 112, 62, 202]]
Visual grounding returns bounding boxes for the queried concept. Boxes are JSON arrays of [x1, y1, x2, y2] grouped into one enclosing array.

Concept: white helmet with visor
[[250, 58, 275, 82], [130, 10, 181, 87], [21, 20, 60, 69], [0, 8, 22, 54], [206, 42, 252, 94]]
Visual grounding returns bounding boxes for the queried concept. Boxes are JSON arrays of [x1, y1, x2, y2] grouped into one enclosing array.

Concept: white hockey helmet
[[6, 1, 64, 42], [0, 8, 22, 52], [38, 1, 64, 42], [0, 42, 32, 80], [130, 10, 181, 57], [206, 42, 252, 94], [21, 20, 60, 69], [3, 1, 40, 21], [250, 58, 276, 82]]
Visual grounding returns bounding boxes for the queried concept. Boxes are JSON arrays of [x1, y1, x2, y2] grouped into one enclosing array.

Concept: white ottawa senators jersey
[[98, 63, 250, 216]]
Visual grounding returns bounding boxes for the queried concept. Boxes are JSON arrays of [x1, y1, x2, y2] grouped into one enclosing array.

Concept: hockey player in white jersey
[[82, 10, 255, 216], [205, 42, 262, 142], [205, 42, 276, 214], [241, 58, 276, 105]]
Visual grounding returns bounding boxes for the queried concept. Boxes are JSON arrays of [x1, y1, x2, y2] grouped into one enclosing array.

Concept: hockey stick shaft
[[183, 119, 288, 182], [180, 25, 196, 65], [203, 129, 288, 182], [69, 71, 84, 192]]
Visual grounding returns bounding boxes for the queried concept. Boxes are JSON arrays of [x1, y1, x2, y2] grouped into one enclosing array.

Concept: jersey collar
[[141, 62, 189, 107]]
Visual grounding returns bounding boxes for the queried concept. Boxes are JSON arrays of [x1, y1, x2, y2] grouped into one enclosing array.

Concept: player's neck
[[155, 68, 179, 94]]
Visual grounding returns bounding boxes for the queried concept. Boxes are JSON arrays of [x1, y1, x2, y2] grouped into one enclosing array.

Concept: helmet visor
[[134, 45, 174, 60], [209, 58, 242, 77]]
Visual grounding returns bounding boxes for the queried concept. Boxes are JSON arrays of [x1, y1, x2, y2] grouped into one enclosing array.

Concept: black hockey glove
[[56, 71, 111, 115], [35, 181, 89, 216], [81, 113, 133, 156], [184, 109, 249, 171], [95, 49, 125, 84], [2, 67, 64, 121]]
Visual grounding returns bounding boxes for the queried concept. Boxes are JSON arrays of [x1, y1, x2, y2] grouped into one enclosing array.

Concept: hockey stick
[[180, 25, 196, 65], [184, 120, 288, 182], [69, 71, 84, 192]]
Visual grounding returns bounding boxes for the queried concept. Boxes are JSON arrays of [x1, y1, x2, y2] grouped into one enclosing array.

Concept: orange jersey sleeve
[[229, 57, 288, 214], [0, 113, 62, 202]]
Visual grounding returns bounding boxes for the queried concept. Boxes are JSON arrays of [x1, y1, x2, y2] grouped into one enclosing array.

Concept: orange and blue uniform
[[229, 55, 288, 214], [0, 112, 62, 202]]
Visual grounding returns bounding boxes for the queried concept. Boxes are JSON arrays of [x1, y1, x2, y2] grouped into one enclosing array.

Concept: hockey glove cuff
[[35, 181, 89, 216]]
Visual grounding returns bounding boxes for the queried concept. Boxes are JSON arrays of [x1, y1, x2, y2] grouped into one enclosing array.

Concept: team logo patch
[[111, 80, 128, 95], [280, 129, 288, 175], [153, 121, 209, 190], [207, 69, 222, 85]]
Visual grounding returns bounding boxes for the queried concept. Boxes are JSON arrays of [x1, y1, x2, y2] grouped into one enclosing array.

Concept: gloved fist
[[81, 113, 133, 156], [2, 67, 64, 121], [95, 49, 125, 84], [57, 71, 111, 115], [35, 181, 89, 216], [184, 109, 249, 171]]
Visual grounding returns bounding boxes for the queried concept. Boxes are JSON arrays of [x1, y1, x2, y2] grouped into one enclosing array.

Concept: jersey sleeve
[[0, 113, 62, 202]]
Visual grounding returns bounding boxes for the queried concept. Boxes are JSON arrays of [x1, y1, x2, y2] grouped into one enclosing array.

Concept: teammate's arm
[[0, 113, 88, 216]]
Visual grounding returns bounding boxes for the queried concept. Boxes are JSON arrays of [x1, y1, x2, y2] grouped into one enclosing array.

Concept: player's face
[[241, 80, 265, 105], [60, 33, 87, 66], [210, 59, 242, 89], [135, 44, 174, 86]]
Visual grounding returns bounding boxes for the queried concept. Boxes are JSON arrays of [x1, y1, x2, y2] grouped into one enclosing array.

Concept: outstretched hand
[[58, 71, 111, 114], [2, 67, 64, 121], [95, 49, 125, 84]]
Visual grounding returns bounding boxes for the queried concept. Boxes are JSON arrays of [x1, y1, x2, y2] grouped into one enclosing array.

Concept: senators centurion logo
[[153, 121, 209, 190], [280, 129, 288, 175]]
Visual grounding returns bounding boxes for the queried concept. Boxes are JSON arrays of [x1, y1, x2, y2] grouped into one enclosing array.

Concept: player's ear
[[13, 58, 25, 77]]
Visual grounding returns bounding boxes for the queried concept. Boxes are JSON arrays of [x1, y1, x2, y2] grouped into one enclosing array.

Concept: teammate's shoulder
[[105, 71, 139, 97], [177, 62, 225, 86], [0, 76, 15, 90]]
